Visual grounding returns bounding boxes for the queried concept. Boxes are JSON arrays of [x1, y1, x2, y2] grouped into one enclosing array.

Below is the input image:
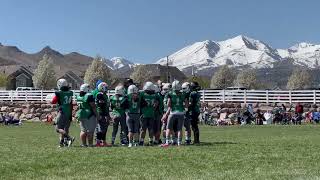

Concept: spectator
[[294, 103, 304, 125], [295, 103, 304, 114], [0, 113, 4, 124], [313, 111, 320, 124], [255, 109, 265, 125], [281, 104, 286, 113]]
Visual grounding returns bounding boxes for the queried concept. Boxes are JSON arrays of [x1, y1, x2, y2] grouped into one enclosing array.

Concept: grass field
[[1, 123, 320, 180]]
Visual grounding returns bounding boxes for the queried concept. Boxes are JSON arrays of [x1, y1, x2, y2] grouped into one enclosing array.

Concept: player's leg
[[64, 116, 75, 147], [161, 114, 174, 147], [154, 114, 161, 145], [126, 114, 134, 147], [133, 114, 140, 146], [184, 115, 192, 145], [191, 113, 200, 144], [120, 114, 128, 145], [139, 116, 147, 146], [96, 117, 102, 146], [177, 114, 185, 146], [147, 118, 155, 145], [87, 115, 97, 147], [111, 116, 120, 145], [79, 120, 88, 147], [55, 112, 67, 147]]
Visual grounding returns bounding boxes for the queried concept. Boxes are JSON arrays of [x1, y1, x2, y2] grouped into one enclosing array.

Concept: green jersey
[[189, 91, 201, 114], [127, 94, 141, 114], [95, 92, 109, 116], [110, 95, 126, 117], [167, 91, 186, 113], [55, 90, 73, 118], [141, 92, 157, 118], [156, 93, 164, 115], [91, 89, 99, 98], [76, 93, 94, 119]]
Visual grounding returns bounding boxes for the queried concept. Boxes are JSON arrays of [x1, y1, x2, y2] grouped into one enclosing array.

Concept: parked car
[[8, 87, 40, 100]]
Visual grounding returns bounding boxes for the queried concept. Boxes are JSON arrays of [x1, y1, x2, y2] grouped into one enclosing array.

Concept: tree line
[[0, 55, 312, 90]]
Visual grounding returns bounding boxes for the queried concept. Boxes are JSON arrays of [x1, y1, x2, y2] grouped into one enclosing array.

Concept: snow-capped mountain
[[104, 57, 135, 70], [157, 35, 283, 75], [277, 43, 320, 68]]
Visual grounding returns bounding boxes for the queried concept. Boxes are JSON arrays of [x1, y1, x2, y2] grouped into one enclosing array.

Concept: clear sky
[[0, 0, 319, 63]]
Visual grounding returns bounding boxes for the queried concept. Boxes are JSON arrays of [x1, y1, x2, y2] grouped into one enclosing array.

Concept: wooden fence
[[0, 90, 320, 104]]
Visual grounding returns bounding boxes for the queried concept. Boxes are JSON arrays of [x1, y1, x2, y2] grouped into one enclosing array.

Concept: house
[[138, 64, 186, 83], [0, 65, 34, 90], [57, 71, 83, 89]]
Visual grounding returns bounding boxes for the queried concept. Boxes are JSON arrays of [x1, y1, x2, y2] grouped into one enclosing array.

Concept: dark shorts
[[126, 113, 140, 133], [96, 115, 109, 133], [167, 113, 184, 131], [55, 112, 71, 132], [153, 113, 162, 134], [141, 117, 154, 131]]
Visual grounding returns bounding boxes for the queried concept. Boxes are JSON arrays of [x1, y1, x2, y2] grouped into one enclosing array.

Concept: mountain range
[[0, 43, 134, 77], [157, 35, 320, 77], [0, 35, 320, 88]]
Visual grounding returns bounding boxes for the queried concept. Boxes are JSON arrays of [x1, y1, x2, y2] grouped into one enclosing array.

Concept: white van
[[16, 87, 40, 91]]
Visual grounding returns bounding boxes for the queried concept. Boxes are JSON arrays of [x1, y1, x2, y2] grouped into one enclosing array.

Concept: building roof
[[58, 70, 83, 84], [139, 64, 186, 80], [0, 65, 33, 77]]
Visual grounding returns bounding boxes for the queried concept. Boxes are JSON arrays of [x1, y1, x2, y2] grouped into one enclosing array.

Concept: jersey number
[[64, 96, 72, 104]]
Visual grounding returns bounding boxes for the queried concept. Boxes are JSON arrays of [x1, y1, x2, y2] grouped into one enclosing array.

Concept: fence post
[[10, 90, 13, 102], [314, 90, 316, 104], [244, 90, 247, 104], [266, 90, 269, 104], [41, 90, 43, 102], [202, 89, 205, 103], [25, 91, 28, 102], [222, 89, 225, 103], [289, 90, 292, 104]]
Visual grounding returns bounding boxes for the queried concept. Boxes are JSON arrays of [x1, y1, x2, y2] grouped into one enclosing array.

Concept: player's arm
[[184, 96, 189, 110], [88, 95, 98, 118], [121, 97, 130, 110], [153, 96, 159, 109], [161, 96, 172, 122], [51, 92, 60, 104]]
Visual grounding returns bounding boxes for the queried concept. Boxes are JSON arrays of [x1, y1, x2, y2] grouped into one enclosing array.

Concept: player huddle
[[52, 78, 201, 148]]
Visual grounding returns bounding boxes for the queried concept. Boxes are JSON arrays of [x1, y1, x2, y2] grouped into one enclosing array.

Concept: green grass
[[1, 123, 320, 180]]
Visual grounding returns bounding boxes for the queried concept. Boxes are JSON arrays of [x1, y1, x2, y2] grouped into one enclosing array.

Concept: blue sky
[[0, 0, 319, 63]]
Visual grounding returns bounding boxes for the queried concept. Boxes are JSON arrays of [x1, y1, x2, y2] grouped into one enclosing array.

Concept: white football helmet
[[143, 81, 154, 91], [172, 80, 182, 91], [161, 83, 171, 95], [57, 79, 68, 90], [115, 85, 125, 95], [153, 84, 160, 93], [80, 84, 90, 93], [128, 84, 139, 94], [182, 82, 190, 93], [97, 82, 108, 92]]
